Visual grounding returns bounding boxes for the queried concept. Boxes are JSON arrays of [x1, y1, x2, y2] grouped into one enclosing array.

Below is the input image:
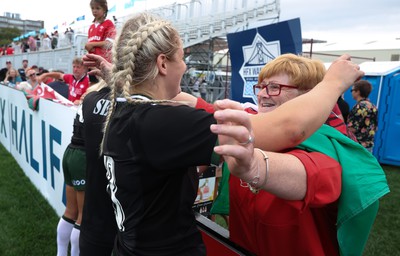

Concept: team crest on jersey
[[239, 33, 280, 103]]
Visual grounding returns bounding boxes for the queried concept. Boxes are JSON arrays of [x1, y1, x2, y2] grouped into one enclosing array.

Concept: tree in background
[[0, 27, 22, 46]]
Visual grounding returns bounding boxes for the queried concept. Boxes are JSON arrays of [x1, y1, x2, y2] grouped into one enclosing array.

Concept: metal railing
[[95, 0, 280, 49]]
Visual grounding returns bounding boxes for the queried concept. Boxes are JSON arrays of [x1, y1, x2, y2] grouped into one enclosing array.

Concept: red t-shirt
[[229, 149, 341, 256], [63, 74, 90, 103], [6, 47, 14, 55], [195, 98, 343, 255], [87, 19, 116, 62]]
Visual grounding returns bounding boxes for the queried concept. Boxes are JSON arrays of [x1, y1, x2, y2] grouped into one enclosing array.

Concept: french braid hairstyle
[[101, 12, 183, 147], [90, 0, 109, 23]]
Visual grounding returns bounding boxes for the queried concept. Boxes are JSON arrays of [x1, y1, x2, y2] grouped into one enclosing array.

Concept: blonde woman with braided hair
[[101, 13, 215, 255], [100, 11, 366, 255]]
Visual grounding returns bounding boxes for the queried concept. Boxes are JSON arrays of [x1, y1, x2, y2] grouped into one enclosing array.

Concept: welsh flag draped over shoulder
[[297, 124, 390, 256]]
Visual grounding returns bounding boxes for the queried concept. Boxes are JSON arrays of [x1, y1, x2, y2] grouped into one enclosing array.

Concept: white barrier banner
[[0, 85, 76, 216]]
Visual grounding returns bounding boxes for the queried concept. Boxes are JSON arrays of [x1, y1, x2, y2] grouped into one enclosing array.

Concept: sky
[[1, 0, 399, 43], [279, 0, 400, 42]]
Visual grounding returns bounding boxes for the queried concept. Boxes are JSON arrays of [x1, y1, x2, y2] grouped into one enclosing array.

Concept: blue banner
[[124, 0, 145, 9], [227, 18, 302, 104], [124, 0, 134, 9], [76, 15, 85, 21], [109, 5, 116, 13]]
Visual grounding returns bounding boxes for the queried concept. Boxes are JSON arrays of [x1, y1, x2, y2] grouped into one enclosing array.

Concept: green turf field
[[0, 143, 59, 255]]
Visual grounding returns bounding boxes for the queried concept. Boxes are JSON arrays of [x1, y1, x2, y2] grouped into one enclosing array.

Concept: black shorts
[[80, 233, 114, 256]]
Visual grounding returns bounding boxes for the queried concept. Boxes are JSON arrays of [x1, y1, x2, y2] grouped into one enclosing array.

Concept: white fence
[[0, 34, 88, 74]]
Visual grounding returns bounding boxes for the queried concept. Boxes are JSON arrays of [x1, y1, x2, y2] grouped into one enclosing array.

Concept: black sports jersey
[[80, 87, 118, 251], [103, 96, 217, 256], [68, 105, 85, 149]]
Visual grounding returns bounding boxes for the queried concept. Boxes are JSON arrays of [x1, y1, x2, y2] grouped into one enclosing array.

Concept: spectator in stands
[[37, 57, 90, 104], [17, 67, 39, 90], [3, 68, 22, 88], [28, 36, 37, 52], [6, 45, 14, 55], [22, 39, 29, 52], [35, 35, 41, 49], [85, 0, 116, 62], [18, 59, 29, 81], [13, 42, 21, 54], [42, 33, 52, 50], [31, 65, 39, 73], [51, 31, 59, 49], [65, 28, 74, 45], [0, 60, 13, 81]]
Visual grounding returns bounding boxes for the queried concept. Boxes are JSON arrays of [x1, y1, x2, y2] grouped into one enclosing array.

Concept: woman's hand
[[210, 99, 256, 180], [82, 53, 112, 79], [324, 54, 364, 93]]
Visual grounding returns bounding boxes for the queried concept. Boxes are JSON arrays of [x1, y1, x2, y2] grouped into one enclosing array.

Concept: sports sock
[[70, 223, 81, 256], [56, 215, 75, 256]]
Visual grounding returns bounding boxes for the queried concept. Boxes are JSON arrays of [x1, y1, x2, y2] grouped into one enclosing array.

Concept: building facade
[[303, 39, 400, 64], [0, 12, 44, 35]]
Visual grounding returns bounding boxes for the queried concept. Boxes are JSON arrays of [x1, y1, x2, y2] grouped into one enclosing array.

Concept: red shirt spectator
[[6, 45, 14, 55], [37, 57, 90, 104], [63, 74, 90, 103]]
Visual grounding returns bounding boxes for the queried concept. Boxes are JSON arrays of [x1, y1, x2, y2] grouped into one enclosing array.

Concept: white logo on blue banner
[[239, 33, 281, 103]]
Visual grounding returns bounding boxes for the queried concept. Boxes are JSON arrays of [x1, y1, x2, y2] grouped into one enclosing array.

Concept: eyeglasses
[[253, 82, 298, 96], [28, 73, 37, 78]]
